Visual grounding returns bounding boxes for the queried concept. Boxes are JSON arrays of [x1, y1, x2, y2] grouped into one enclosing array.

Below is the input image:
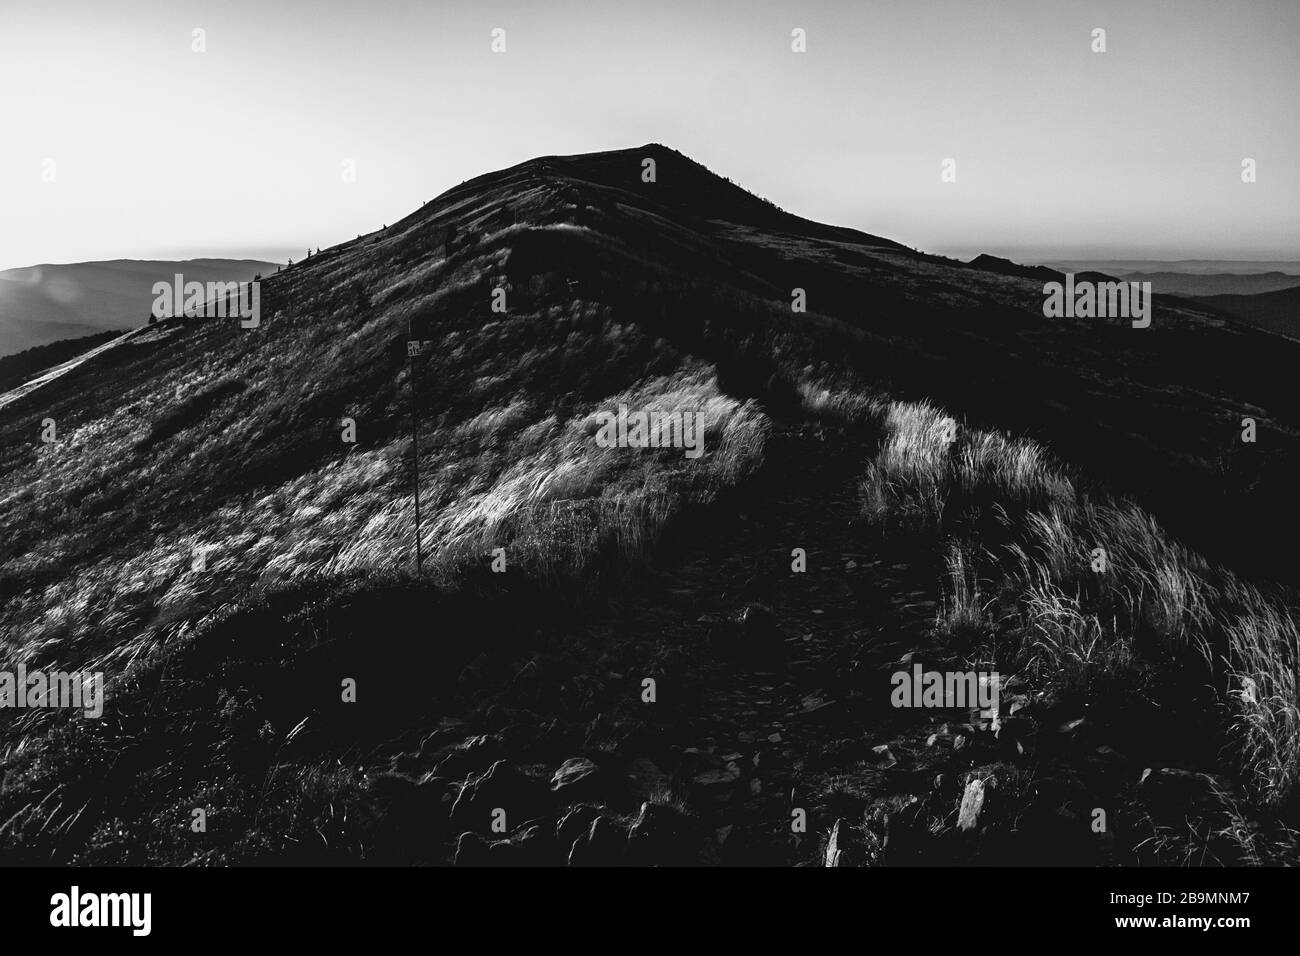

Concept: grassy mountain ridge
[[1130, 271, 1300, 297], [2, 145, 1299, 864]]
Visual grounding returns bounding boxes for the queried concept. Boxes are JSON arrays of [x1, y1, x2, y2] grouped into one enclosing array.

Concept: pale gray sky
[[1, 0, 1296, 271]]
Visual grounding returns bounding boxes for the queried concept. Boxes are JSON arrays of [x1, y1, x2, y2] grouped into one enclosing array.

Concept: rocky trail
[[572, 420, 956, 864], [381, 419, 1143, 866]]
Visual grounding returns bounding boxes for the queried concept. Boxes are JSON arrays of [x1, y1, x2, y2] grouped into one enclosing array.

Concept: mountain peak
[[403, 144, 908, 253]]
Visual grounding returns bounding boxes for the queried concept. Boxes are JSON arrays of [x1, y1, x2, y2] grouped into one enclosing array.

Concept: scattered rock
[[799, 693, 835, 715], [1055, 716, 1092, 746], [957, 776, 994, 832], [870, 744, 898, 768]]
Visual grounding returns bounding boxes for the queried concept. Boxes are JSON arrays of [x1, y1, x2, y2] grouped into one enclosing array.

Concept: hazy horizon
[[3, 0, 1296, 273], [8, 249, 1300, 274]]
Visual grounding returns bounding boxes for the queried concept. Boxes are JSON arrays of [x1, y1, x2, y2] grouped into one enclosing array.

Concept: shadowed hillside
[[1185, 285, 1300, 342], [0, 330, 120, 394]]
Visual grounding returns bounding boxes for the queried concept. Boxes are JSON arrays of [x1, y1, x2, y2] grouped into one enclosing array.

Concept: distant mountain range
[[1118, 271, 1300, 297], [0, 258, 273, 358], [978, 256, 1300, 338], [1044, 259, 1300, 276]]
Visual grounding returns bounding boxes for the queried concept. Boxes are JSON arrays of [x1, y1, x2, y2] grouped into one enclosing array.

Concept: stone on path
[[957, 776, 994, 832]]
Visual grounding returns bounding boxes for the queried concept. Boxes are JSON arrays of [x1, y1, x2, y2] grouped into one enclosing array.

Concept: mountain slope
[[966, 253, 1115, 285], [3, 144, 1300, 865], [1184, 285, 1300, 341]]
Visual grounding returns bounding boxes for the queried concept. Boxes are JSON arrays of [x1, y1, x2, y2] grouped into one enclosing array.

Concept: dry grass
[[858, 394, 1300, 810], [0, 366, 766, 681], [936, 542, 992, 640]]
